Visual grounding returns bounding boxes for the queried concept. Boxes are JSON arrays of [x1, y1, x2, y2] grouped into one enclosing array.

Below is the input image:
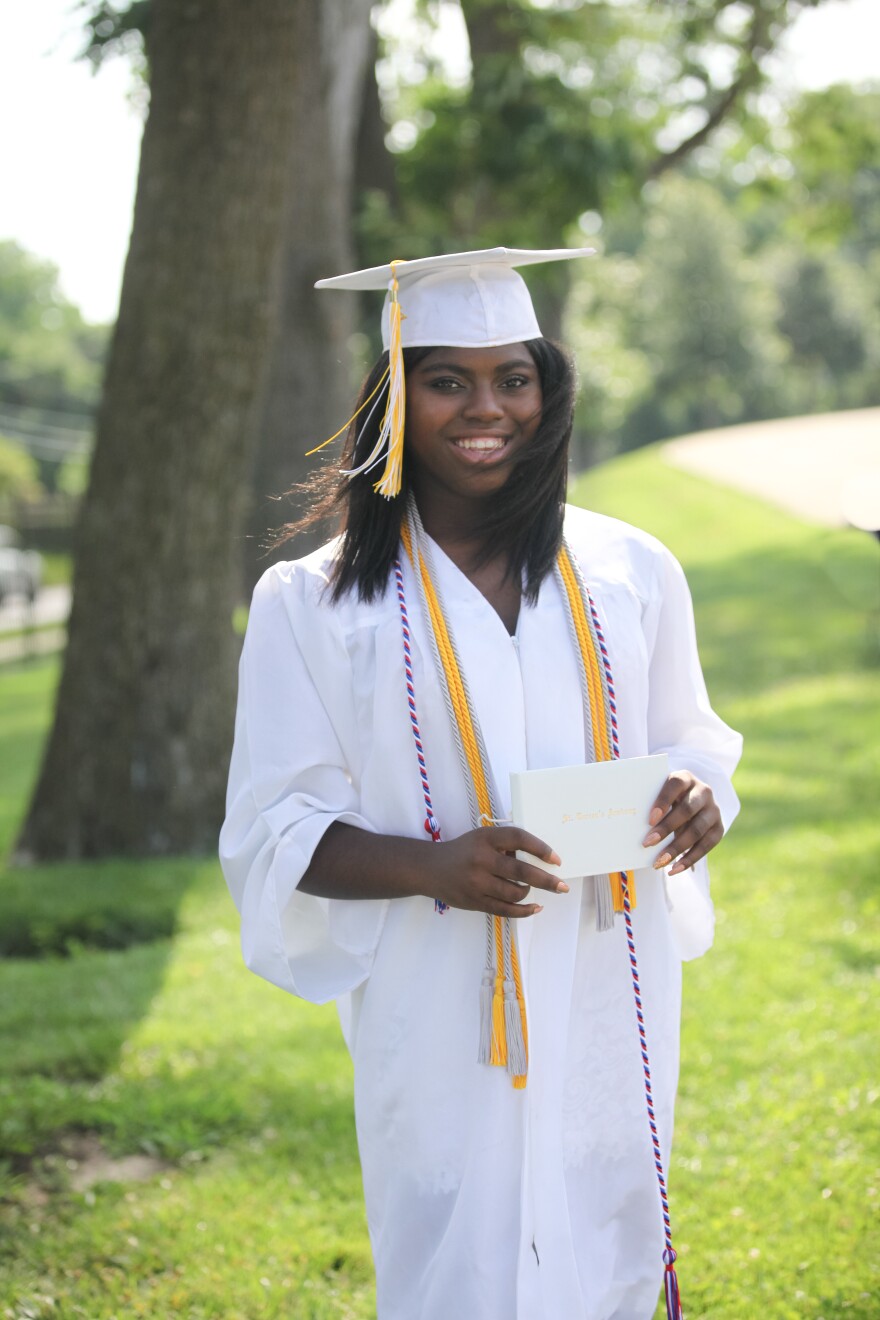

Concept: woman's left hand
[[642, 770, 723, 875]]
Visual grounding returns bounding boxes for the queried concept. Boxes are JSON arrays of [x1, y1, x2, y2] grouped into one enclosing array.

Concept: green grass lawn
[[1, 447, 878, 1318]]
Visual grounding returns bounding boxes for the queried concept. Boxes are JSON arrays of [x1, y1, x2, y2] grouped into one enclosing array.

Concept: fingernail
[[669, 862, 687, 875], [534, 905, 544, 914], [653, 852, 672, 870], [556, 881, 570, 894], [649, 807, 663, 826], [643, 832, 660, 847], [548, 850, 561, 866]]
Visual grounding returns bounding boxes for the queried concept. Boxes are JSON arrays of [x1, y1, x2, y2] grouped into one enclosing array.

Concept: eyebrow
[[417, 358, 535, 376]]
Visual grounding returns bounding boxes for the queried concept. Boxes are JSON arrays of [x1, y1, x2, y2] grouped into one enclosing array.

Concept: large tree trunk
[[243, 0, 375, 590], [17, 0, 307, 859]]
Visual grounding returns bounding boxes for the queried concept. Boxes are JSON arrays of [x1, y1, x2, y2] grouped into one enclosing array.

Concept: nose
[[462, 379, 505, 420]]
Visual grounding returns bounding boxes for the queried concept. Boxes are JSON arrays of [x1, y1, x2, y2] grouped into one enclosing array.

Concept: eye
[[502, 374, 532, 389], [427, 376, 464, 391]]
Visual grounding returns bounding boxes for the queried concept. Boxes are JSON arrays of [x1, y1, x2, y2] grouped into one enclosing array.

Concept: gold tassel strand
[[373, 260, 407, 499]]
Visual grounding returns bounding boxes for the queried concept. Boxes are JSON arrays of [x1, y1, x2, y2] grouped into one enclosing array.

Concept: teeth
[[456, 438, 505, 451]]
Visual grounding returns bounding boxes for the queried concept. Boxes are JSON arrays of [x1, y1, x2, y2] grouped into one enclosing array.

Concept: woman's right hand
[[420, 826, 566, 918]]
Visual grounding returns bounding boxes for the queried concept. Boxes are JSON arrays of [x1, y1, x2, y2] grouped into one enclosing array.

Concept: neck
[[408, 491, 521, 633], [411, 486, 502, 576]]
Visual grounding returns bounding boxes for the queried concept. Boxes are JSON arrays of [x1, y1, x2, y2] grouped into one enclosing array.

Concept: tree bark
[[354, 25, 399, 219], [17, 0, 307, 858], [243, 0, 375, 590]]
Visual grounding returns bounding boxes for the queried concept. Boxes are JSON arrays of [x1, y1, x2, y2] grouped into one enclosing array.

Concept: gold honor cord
[[401, 520, 529, 1087], [400, 511, 633, 1087], [557, 544, 635, 916], [558, 547, 612, 762]]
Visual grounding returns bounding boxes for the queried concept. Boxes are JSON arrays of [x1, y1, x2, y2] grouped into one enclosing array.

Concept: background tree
[[0, 241, 105, 492], [617, 177, 787, 445], [78, 0, 377, 592], [770, 249, 879, 413], [18, 0, 311, 859], [245, 0, 375, 590], [17, 0, 872, 862], [781, 83, 880, 253], [360, 0, 829, 314]]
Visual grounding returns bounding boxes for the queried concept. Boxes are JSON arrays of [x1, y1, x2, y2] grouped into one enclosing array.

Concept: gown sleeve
[[643, 543, 743, 961], [219, 563, 389, 1004]]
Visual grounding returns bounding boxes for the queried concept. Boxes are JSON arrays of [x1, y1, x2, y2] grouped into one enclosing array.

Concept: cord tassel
[[595, 874, 615, 931], [503, 980, 528, 1080], [478, 972, 494, 1064], [663, 1248, 684, 1320], [490, 973, 507, 1066], [612, 868, 636, 914]]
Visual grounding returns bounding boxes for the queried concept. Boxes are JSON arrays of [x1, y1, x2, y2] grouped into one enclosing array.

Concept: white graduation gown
[[220, 504, 742, 1320]]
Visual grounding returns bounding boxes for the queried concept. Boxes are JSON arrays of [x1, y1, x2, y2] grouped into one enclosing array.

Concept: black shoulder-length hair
[[274, 337, 576, 604]]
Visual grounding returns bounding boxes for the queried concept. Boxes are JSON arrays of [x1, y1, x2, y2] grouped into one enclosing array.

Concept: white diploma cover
[[510, 753, 669, 880]]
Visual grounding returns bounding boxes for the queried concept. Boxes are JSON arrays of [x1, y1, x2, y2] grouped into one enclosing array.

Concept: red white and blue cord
[[589, 595, 684, 1320], [394, 553, 448, 912], [394, 544, 684, 1315]]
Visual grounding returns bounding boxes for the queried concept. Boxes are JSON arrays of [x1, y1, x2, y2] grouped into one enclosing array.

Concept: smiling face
[[403, 344, 543, 526]]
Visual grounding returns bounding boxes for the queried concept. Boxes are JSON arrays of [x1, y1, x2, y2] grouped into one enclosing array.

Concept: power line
[[0, 407, 92, 442]]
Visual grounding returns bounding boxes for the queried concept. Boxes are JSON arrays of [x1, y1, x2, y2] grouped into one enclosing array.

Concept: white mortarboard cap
[[312, 247, 595, 499], [315, 246, 595, 350]]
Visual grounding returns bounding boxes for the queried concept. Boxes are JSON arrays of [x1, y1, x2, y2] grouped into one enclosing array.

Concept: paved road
[[662, 406, 880, 529], [0, 583, 70, 663], [0, 583, 71, 635]]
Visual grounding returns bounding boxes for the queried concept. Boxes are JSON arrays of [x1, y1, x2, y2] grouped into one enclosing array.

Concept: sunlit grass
[[0, 447, 877, 1317], [571, 451, 879, 1319]]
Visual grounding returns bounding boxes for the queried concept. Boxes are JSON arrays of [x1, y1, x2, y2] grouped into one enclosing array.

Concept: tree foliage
[[363, 0, 830, 261], [0, 435, 42, 503], [782, 83, 880, 253], [563, 79, 880, 458], [77, 0, 150, 71], [0, 242, 106, 416]]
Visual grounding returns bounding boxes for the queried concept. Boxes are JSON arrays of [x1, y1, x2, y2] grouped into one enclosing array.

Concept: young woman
[[220, 249, 742, 1320]]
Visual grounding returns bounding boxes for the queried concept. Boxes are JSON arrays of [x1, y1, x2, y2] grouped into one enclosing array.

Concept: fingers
[[642, 772, 724, 874], [643, 773, 711, 848], [647, 805, 723, 873], [485, 895, 544, 919], [668, 817, 724, 874], [482, 825, 561, 868], [646, 770, 692, 828], [432, 828, 568, 918], [492, 848, 569, 896]]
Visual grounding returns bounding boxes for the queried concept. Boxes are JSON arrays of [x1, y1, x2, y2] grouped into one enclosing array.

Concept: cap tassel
[[335, 259, 406, 491], [306, 364, 390, 458], [373, 261, 406, 498]]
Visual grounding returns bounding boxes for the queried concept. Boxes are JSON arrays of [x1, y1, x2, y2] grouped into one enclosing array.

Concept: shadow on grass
[[818, 938, 879, 975], [0, 860, 200, 958], [0, 883, 200, 1161], [0, 660, 211, 1160]]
